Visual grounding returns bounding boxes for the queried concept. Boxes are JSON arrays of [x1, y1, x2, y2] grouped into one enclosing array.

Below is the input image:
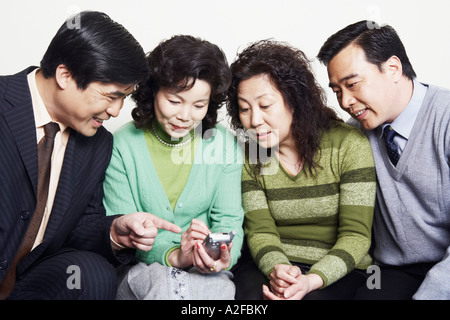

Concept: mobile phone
[[202, 231, 236, 260]]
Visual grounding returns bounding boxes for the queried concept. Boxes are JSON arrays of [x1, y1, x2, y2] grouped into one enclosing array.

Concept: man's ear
[[384, 55, 403, 83], [54, 64, 72, 90]]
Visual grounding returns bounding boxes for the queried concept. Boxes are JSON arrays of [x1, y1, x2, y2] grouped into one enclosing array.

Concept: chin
[[256, 139, 277, 150], [360, 120, 378, 131], [169, 131, 189, 139], [76, 126, 99, 137]]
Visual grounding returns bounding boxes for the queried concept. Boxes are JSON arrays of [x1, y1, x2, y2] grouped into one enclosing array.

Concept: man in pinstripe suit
[[0, 11, 181, 300]]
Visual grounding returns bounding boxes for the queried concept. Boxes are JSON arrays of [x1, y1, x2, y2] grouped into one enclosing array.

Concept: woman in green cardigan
[[227, 40, 376, 300], [103, 35, 244, 300]]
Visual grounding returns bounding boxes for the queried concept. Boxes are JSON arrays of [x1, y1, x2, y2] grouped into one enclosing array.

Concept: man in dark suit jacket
[[0, 11, 181, 300]]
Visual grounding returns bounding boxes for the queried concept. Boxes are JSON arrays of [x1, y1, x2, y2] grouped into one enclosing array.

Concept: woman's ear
[[54, 64, 72, 90]]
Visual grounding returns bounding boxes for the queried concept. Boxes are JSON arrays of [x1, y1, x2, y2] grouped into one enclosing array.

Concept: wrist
[[110, 232, 126, 250], [168, 248, 193, 269], [110, 217, 126, 250], [305, 273, 324, 290], [168, 248, 182, 267], [165, 247, 180, 267]]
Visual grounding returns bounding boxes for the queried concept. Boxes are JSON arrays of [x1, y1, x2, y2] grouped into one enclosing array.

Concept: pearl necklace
[[152, 124, 193, 148]]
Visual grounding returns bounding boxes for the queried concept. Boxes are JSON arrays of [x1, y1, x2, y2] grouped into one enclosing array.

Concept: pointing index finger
[[150, 215, 182, 233]]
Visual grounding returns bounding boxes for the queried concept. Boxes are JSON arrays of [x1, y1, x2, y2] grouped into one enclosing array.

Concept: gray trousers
[[116, 262, 235, 300]]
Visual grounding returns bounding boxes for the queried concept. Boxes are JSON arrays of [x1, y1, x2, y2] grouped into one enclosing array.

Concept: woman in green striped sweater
[[227, 40, 376, 300]]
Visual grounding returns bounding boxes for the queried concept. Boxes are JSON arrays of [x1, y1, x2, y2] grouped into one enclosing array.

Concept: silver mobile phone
[[202, 231, 236, 260]]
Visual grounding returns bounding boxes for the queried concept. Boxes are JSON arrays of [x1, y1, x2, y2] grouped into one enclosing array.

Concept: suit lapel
[[3, 68, 39, 196], [43, 130, 92, 240], [22, 130, 85, 268]]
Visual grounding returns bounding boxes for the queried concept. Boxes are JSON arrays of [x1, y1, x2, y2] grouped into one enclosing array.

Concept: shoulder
[[0, 73, 9, 91], [322, 121, 374, 168], [112, 121, 144, 145], [114, 121, 141, 135], [0, 67, 36, 110], [414, 84, 450, 141], [427, 84, 450, 101], [206, 123, 238, 144], [72, 126, 113, 149], [67, 126, 113, 169], [201, 123, 243, 163], [322, 120, 369, 148], [425, 85, 450, 116], [0, 67, 34, 83], [96, 126, 113, 140], [201, 124, 243, 168]]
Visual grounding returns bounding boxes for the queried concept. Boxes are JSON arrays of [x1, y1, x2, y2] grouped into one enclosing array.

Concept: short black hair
[[318, 20, 416, 80], [40, 11, 149, 89], [131, 35, 231, 134]]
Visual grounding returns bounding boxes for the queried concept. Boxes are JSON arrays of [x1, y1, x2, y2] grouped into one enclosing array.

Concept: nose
[[106, 99, 124, 118], [176, 105, 191, 121], [250, 108, 264, 128], [340, 90, 356, 111]]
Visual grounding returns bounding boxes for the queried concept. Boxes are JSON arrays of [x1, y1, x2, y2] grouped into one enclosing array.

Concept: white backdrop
[[1, 0, 449, 132]]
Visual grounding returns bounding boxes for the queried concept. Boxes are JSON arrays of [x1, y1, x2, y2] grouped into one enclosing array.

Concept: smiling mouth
[[93, 117, 105, 127], [172, 124, 189, 131], [256, 131, 271, 140], [353, 108, 368, 118]]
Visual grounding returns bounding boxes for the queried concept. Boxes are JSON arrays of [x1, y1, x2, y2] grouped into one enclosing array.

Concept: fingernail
[[221, 244, 227, 250], [196, 242, 201, 249]]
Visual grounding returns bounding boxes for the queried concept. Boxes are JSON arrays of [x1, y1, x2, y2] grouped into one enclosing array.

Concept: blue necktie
[[383, 125, 400, 166]]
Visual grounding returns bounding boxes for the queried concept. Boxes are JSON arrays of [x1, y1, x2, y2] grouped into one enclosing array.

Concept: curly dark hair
[[131, 35, 231, 134], [227, 40, 341, 176]]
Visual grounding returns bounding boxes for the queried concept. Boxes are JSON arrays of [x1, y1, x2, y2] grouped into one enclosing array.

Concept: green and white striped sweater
[[242, 121, 376, 287]]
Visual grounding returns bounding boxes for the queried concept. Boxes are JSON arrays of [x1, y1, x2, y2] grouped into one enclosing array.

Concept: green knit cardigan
[[103, 122, 244, 268]]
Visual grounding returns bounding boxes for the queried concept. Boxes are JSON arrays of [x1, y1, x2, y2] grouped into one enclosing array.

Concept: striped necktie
[[383, 125, 400, 166]]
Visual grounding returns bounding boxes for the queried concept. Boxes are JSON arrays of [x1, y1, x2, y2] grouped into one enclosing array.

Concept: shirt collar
[[380, 79, 428, 139], [27, 68, 69, 143]]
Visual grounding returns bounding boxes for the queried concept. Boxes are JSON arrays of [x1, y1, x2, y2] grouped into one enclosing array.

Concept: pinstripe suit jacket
[[0, 67, 132, 283]]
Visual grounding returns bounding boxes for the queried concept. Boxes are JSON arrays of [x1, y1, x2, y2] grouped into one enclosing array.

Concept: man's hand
[[110, 212, 181, 251]]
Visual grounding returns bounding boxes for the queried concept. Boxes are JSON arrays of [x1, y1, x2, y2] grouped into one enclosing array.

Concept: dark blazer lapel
[[22, 130, 83, 267], [2, 68, 39, 196], [42, 130, 78, 242], [42, 130, 92, 241]]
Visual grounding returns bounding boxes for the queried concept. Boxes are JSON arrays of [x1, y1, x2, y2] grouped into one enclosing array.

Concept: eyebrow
[[108, 91, 127, 97], [238, 93, 273, 102], [107, 84, 136, 97], [328, 73, 358, 88], [170, 92, 210, 103]]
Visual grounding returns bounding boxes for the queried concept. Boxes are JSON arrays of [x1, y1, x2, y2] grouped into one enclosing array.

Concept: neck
[[277, 143, 303, 173], [389, 77, 414, 122], [152, 119, 194, 146], [277, 134, 298, 159], [35, 69, 59, 122]]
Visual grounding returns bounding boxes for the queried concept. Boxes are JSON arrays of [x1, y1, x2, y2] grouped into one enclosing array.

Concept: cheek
[[239, 113, 251, 129], [192, 108, 208, 122], [154, 101, 173, 123], [275, 113, 293, 140], [65, 99, 92, 121], [79, 95, 108, 117]]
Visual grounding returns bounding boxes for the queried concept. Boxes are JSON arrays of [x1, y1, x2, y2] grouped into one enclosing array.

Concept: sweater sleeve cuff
[[164, 246, 180, 267], [306, 269, 328, 288]]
